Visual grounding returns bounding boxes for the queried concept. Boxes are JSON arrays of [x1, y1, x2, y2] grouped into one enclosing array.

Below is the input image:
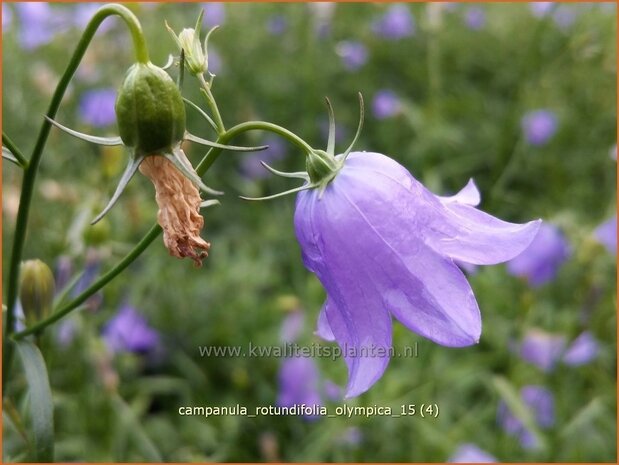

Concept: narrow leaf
[[15, 340, 54, 462], [2, 147, 22, 167]]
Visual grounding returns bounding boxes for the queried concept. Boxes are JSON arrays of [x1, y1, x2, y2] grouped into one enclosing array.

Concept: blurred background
[[2, 2, 616, 462]]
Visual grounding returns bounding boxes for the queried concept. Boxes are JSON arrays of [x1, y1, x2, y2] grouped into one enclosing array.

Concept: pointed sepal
[[91, 155, 145, 224], [46, 117, 123, 146], [342, 92, 365, 161], [185, 132, 268, 152], [239, 183, 313, 201], [260, 161, 309, 180], [164, 148, 223, 196]]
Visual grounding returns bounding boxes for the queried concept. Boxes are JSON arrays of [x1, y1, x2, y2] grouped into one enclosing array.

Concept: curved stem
[[12, 121, 314, 340], [3, 3, 149, 393], [2, 133, 29, 168]]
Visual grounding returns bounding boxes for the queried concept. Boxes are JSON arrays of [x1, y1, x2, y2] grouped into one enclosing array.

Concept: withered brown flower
[[139, 155, 210, 266]]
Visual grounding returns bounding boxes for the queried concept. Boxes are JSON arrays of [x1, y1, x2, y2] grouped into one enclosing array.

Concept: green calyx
[[240, 93, 365, 202], [115, 62, 186, 155], [306, 150, 340, 185]]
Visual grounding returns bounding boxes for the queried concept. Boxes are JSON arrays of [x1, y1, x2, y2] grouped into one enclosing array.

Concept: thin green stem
[[2, 134, 29, 168], [3, 3, 149, 394], [198, 73, 225, 135]]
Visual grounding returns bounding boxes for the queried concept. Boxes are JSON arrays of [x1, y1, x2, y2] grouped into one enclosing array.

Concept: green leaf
[[492, 376, 546, 450], [15, 340, 54, 462]]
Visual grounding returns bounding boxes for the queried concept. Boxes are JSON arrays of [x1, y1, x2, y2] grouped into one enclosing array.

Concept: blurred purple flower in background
[[464, 6, 486, 30], [277, 357, 322, 419], [71, 255, 103, 311], [507, 223, 570, 286], [530, 2, 553, 18], [279, 310, 304, 343], [372, 90, 402, 119], [266, 14, 288, 36], [3, 3, 12, 29], [521, 109, 558, 146], [54, 255, 73, 291], [340, 427, 363, 446], [202, 2, 225, 28], [240, 136, 287, 180], [207, 48, 223, 75], [336, 40, 369, 71], [323, 379, 342, 401], [552, 5, 577, 29], [448, 443, 497, 463], [79, 88, 117, 127], [15, 2, 65, 50], [519, 328, 566, 372], [594, 216, 616, 254], [497, 385, 554, 449], [73, 3, 113, 32], [372, 4, 415, 39], [308, 3, 335, 38], [563, 331, 600, 366], [296, 152, 540, 397], [102, 304, 160, 354]]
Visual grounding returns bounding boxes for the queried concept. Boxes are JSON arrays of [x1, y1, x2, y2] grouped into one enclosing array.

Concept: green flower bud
[[115, 62, 186, 155], [19, 259, 55, 326], [166, 11, 218, 77]]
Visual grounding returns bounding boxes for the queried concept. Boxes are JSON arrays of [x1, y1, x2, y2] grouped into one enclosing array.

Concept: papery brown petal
[[139, 156, 210, 266]]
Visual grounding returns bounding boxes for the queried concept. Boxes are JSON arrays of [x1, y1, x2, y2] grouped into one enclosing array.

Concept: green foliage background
[[2, 2, 616, 462]]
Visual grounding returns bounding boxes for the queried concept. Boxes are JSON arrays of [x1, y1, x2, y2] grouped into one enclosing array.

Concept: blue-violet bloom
[[464, 6, 486, 30], [372, 4, 415, 39], [563, 331, 600, 366], [277, 356, 322, 419], [506, 223, 570, 287], [295, 151, 541, 397], [448, 443, 497, 463], [594, 216, 616, 255], [521, 109, 558, 146], [519, 328, 566, 372], [336, 40, 369, 71], [79, 88, 117, 127], [372, 90, 401, 120], [102, 304, 160, 354]]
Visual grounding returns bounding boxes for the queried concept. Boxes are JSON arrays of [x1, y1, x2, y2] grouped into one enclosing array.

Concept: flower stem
[[2, 133, 29, 168], [198, 73, 226, 135], [2, 3, 149, 394]]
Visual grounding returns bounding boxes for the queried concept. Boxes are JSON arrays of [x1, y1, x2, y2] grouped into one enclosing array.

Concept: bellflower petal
[[438, 178, 481, 206], [295, 151, 540, 397], [315, 299, 336, 341]]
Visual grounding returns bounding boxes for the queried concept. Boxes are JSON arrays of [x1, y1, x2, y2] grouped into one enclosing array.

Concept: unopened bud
[[115, 62, 186, 155], [19, 259, 55, 326]]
